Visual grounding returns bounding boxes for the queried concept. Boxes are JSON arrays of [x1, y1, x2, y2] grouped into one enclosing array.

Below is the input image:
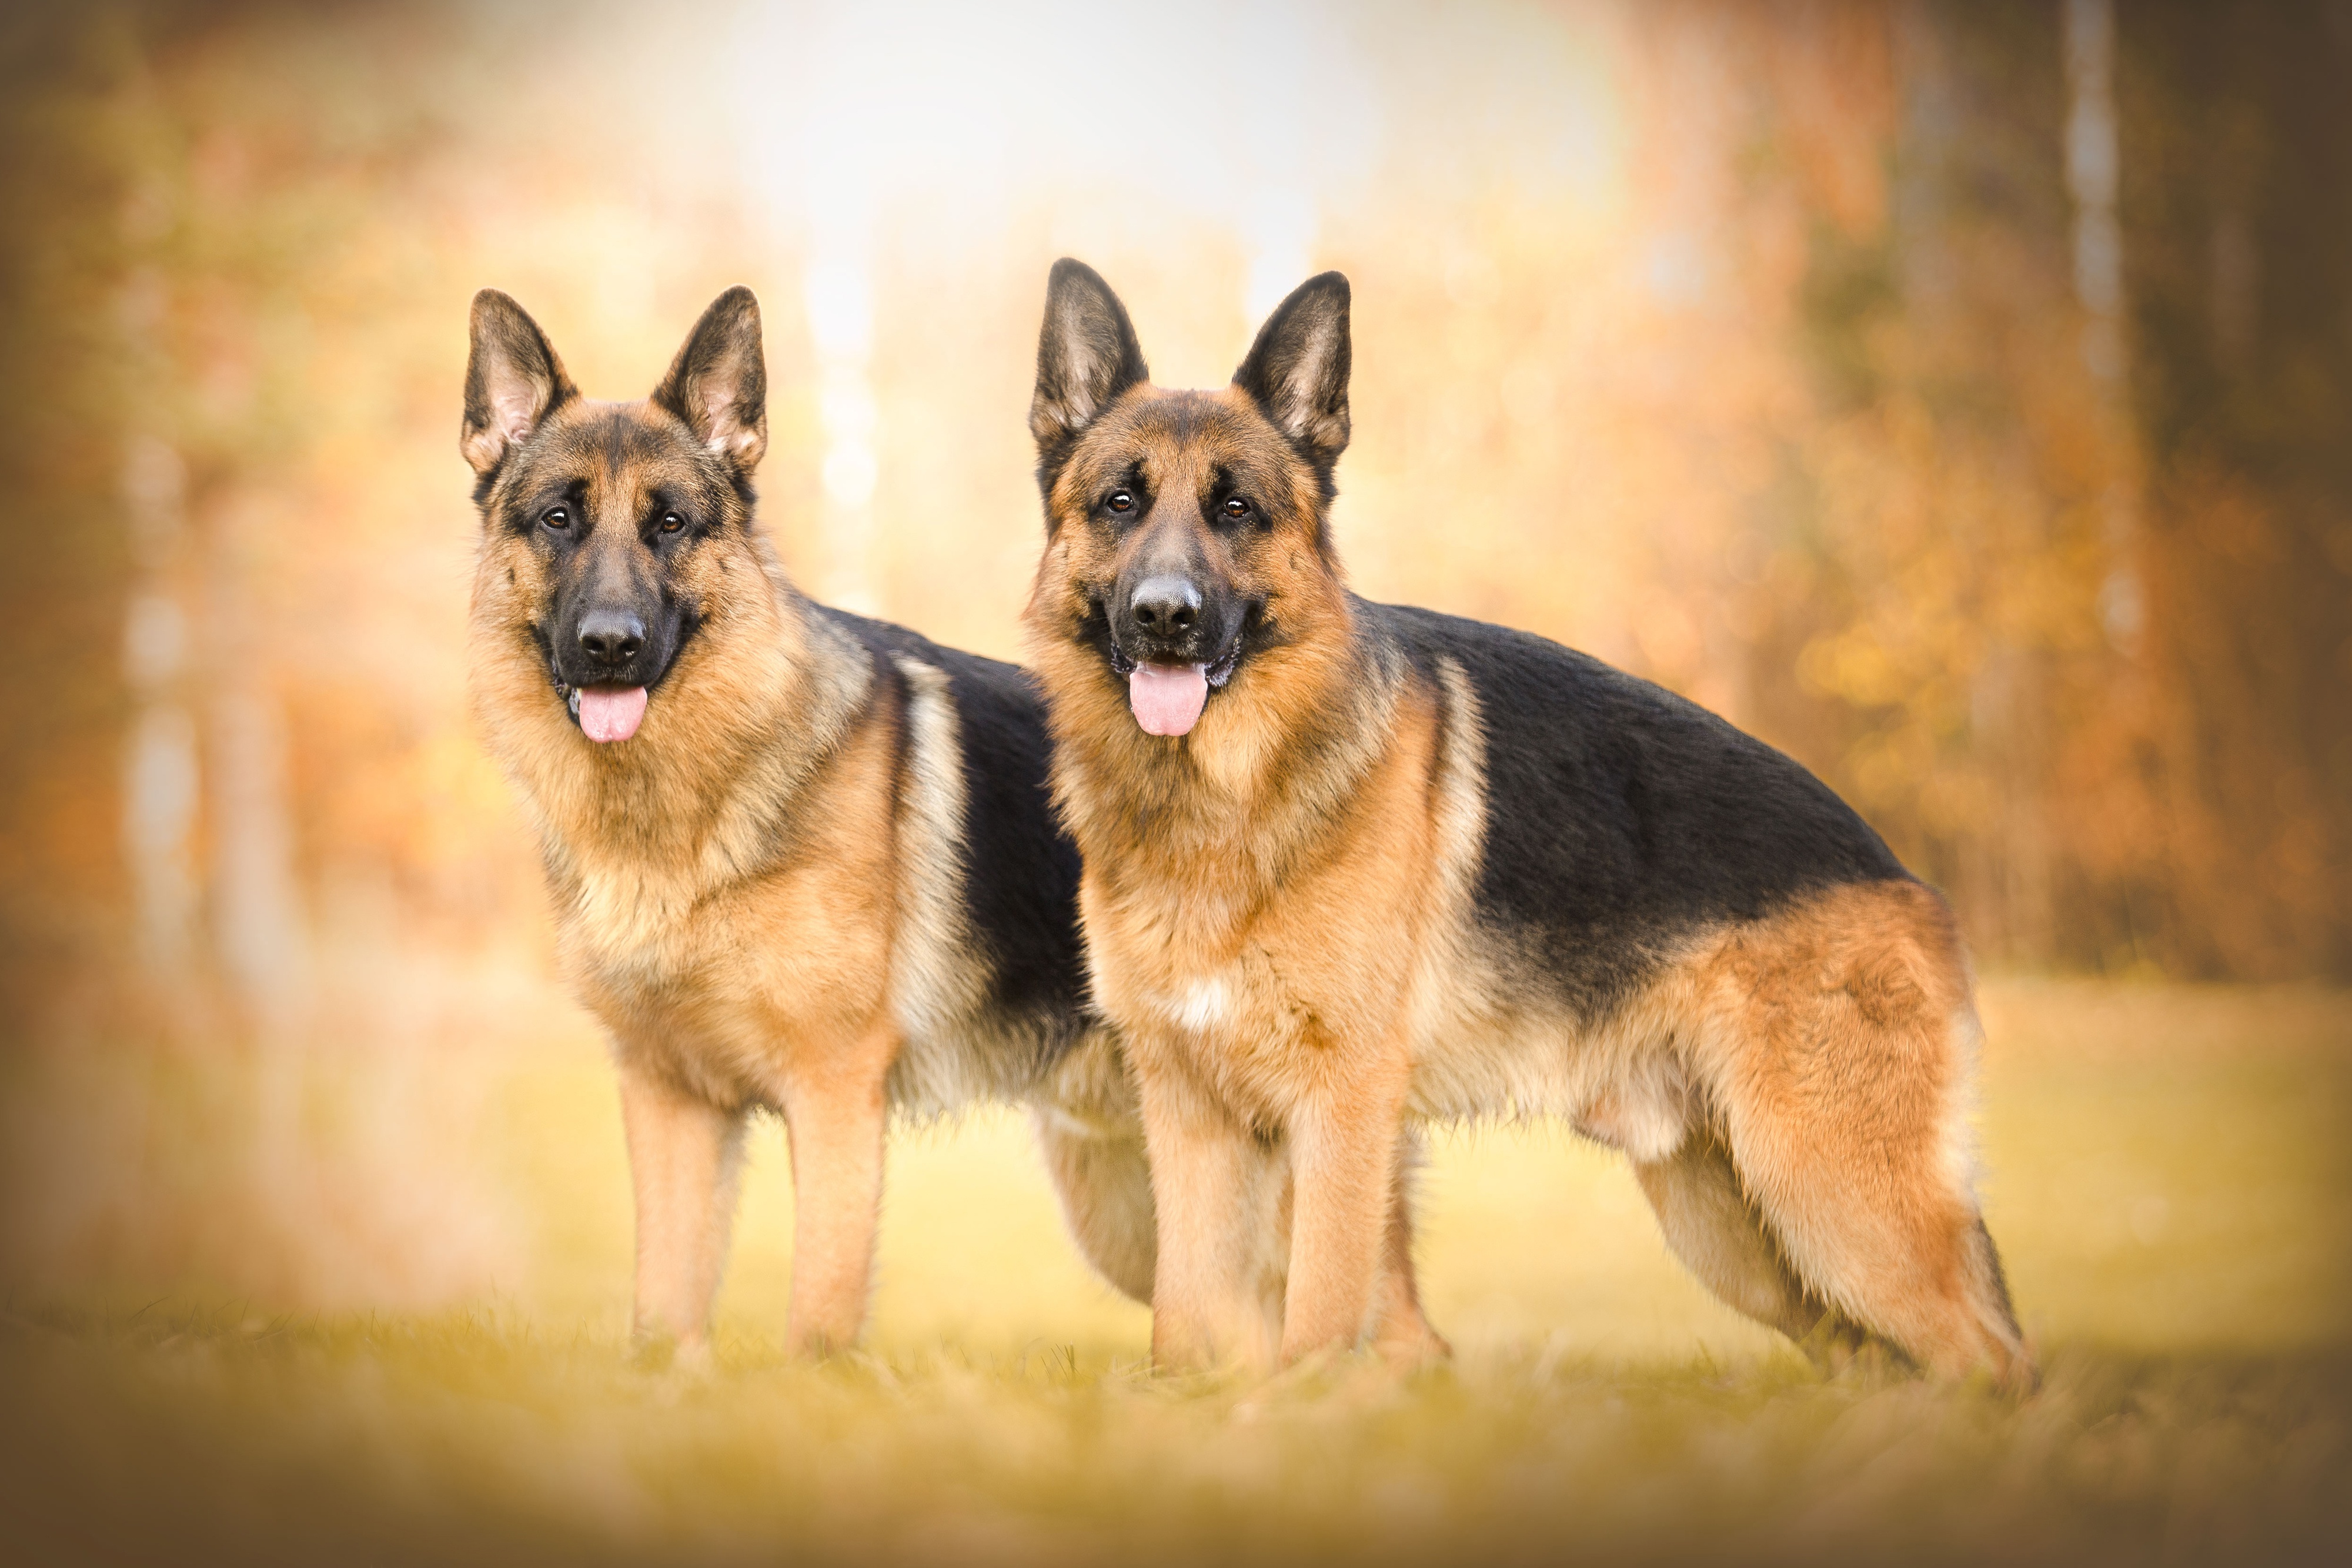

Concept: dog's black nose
[[1130, 576, 1200, 639], [577, 610, 645, 668]]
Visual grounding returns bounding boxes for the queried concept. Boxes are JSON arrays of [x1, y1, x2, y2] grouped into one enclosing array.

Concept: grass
[[2, 979, 2347, 1564]]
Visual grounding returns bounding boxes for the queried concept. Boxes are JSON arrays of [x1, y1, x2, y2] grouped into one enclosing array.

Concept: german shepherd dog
[[462, 287, 1154, 1358], [1021, 259, 2033, 1387]]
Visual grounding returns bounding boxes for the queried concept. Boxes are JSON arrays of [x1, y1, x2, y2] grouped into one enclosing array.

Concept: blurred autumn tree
[[2, 0, 2347, 1078], [0, 7, 141, 1046], [2117, 0, 2352, 978], [1773, 0, 2352, 979], [1603, 0, 2350, 980], [1753, 0, 2137, 972]]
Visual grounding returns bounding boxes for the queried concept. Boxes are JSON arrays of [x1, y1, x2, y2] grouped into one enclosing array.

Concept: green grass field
[[4, 981, 2346, 1564]]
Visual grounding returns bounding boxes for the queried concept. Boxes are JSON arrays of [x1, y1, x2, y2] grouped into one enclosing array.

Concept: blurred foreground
[[4, 2, 2350, 1085], [1, 980, 2344, 1563]]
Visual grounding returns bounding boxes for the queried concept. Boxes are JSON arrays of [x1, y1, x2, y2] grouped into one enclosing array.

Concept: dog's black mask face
[[462, 287, 769, 739], [519, 446, 703, 698], [1025, 260, 1354, 733]]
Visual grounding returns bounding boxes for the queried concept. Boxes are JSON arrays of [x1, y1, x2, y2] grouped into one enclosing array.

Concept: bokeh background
[[1, 0, 2347, 1357]]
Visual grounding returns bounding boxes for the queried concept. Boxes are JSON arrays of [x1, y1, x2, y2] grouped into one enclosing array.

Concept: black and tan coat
[[463, 287, 1151, 1358], [1021, 260, 2033, 1386]]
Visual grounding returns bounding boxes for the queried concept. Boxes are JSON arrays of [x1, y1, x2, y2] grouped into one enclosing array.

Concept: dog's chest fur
[[1074, 656, 1489, 1121], [554, 709, 904, 1105], [480, 597, 997, 1112]]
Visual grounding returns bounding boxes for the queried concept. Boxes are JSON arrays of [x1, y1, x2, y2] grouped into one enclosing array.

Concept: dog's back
[[1375, 600, 1909, 1016]]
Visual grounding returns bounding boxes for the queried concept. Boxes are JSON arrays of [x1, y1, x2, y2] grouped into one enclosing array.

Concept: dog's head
[[1023, 259, 1354, 741], [462, 287, 768, 745]]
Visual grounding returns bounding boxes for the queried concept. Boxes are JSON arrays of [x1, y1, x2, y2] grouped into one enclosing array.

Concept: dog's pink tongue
[[578, 685, 647, 744], [1129, 663, 1208, 737]]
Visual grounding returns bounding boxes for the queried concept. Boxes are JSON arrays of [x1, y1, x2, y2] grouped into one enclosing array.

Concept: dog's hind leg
[[1034, 1029, 1158, 1303], [1036, 1111, 1158, 1303], [1702, 885, 2033, 1389], [1631, 1127, 1873, 1370], [1368, 1128, 1451, 1365], [619, 1062, 749, 1365]]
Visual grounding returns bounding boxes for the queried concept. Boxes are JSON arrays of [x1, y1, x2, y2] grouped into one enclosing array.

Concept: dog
[[1019, 259, 2033, 1387], [462, 286, 1154, 1358]]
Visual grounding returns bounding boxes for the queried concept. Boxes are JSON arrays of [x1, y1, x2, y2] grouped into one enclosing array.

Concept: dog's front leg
[[1135, 1053, 1285, 1373], [778, 1019, 894, 1355], [618, 1062, 748, 1363], [1280, 1047, 1411, 1365]]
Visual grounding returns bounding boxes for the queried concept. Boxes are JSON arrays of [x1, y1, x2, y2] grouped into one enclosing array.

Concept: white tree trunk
[[2065, 0, 2146, 654]]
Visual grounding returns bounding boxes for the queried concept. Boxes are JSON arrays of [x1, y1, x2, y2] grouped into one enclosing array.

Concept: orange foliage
[[2, 0, 2346, 1062]]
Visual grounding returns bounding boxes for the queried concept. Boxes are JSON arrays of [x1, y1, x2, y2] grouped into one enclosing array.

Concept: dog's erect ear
[[1233, 272, 1351, 470], [462, 290, 577, 477], [1030, 259, 1149, 460], [651, 286, 768, 473]]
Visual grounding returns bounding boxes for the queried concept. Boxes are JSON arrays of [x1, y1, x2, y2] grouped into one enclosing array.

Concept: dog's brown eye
[[660, 511, 684, 533], [1106, 491, 1134, 514], [542, 507, 570, 530], [1221, 496, 1251, 520]]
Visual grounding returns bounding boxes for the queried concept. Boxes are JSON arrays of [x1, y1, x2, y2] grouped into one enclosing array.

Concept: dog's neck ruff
[[1063, 607, 1404, 865], [517, 580, 871, 869]]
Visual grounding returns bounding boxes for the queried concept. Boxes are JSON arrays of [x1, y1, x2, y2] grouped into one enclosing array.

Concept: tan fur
[[469, 312, 1148, 1357], [473, 426, 904, 1354], [1027, 375, 2028, 1387], [1024, 386, 1461, 1369], [1411, 878, 2027, 1382]]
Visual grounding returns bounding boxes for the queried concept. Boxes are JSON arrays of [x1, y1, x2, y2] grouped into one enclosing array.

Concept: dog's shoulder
[[808, 604, 1086, 1027]]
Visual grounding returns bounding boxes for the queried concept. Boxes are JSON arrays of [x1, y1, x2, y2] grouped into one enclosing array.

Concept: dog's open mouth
[[576, 685, 647, 743], [551, 671, 649, 744], [1121, 640, 1240, 739]]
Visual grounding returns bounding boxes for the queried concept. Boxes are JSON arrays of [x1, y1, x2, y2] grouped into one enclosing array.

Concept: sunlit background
[[2, 0, 2347, 1438]]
